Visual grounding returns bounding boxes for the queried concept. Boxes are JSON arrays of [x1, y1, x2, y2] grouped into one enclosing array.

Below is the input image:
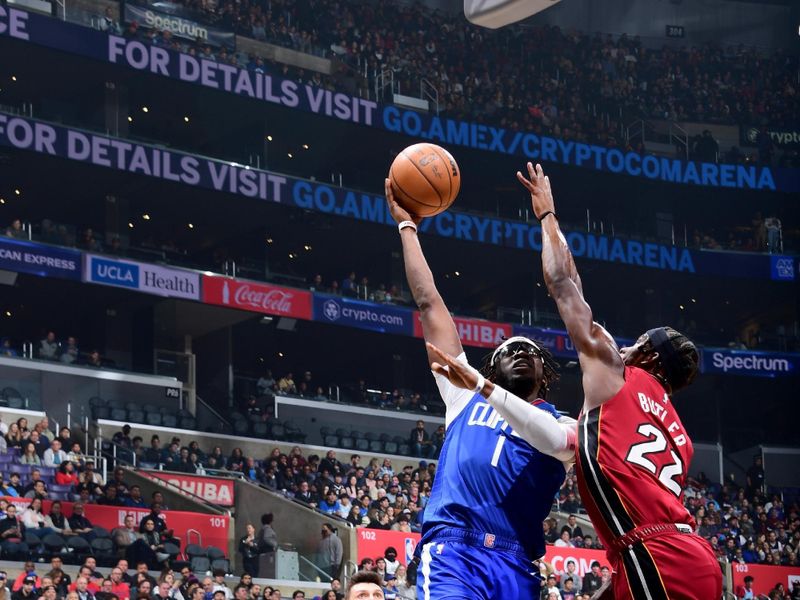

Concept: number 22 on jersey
[[625, 423, 683, 496]]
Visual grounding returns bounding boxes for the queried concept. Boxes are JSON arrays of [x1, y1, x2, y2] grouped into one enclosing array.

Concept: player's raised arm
[[516, 164, 623, 409], [385, 179, 463, 368]]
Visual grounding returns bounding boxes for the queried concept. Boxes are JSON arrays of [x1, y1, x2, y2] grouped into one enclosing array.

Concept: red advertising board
[[140, 471, 235, 506], [412, 312, 513, 349], [732, 562, 800, 596], [4, 497, 230, 552], [357, 529, 609, 576], [202, 275, 312, 320]]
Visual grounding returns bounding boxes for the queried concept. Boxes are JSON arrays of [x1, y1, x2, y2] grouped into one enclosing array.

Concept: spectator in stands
[[55, 460, 79, 487], [320, 451, 343, 476], [278, 373, 297, 395], [43, 439, 67, 468], [99, 7, 121, 35], [19, 497, 53, 536], [582, 562, 603, 596], [29, 430, 49, 456], [38, 332, 60, 361], [228, 449, 245, 472], [409, 421, 431, 459], [295, 481, 317, 507], [81, 460, 105, 488], [558, 560, 581, 594], [319, 491, 341, 516], [208, 447, 226, 469], [67, 442, 85, 466], [73, 577, 93, 600], [561, 515, 584, 540], [6, 474, 22, 497], [56, 426, 72, 450], [44, 500, 72, 536], [112, 515, 140, 555], [60, 337, 79, 364], [0, 474, 15, 498], [241, 457, 265, 483], [341, 272, 357, 297], [4, 219, 24, 239], [23, 479, 48, 500], [0, 338, 18, 358], [319, 524, 343, 580], [0, 506, 26, 559], [21, 442, 41, 465], [144, 436, 162, 465], [68, 503, 94, 540], [211, 571, 232, 600], [239, 524, 261, 577], [561, 491, 581, 514], [11, 577, 36, 600], [124, 485, 147, 509], [4, 423, 24, 448], [256, 371, 276, 396], [98, 485, 125, 507], [430, 425, 445, 458]]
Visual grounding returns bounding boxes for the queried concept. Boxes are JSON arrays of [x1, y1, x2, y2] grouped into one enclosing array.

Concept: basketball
[[389, 143, 461, 217]]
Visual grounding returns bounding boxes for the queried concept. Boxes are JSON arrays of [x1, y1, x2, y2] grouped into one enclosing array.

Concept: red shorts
[[611, 532, 722, 600]]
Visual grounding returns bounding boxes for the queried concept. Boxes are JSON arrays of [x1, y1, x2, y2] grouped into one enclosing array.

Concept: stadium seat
[[25, 532, 44, 556], [350, 430, 364, 439], [283, 421, 306, 443], [190, 557, 210, 573], [355, 439, 369, 451], [110, 408, 127, 421], [146, 412, 163, 426], [335, 428, 349, 438], [42, 533, 66, 556], [384, 441, 399, 454], [364, 432, 376, 441], [186, 543, 205, 559], [339, 436, 355, 449], [369, 440, 384, 453], [0, 454, 14, 463], [66, 535, 91, 560], [179, 416, 197, 429], [270, 423, 286, 441], [92, 526, 111, 539], [398, 443, 411, 456], [319, 426, 332, 437], [323, 434, 339, 447], [233, 420, 249, 435], [128, 409, 145, 423], [161, 414, 177, 428], [164, 542, 181, 560], [91, 538, 115, 566], [206, 546, 225, 560], [252, 422, 268, 437], [7, 396, 24, 409], [93, 406, 111, 419], [210, 558, 230, 574]]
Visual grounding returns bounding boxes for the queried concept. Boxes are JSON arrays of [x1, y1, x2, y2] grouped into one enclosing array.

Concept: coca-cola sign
[[202, 275, 313, 320]]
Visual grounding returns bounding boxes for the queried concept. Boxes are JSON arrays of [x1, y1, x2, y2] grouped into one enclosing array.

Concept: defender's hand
[[385, 178, 422, 226], [427, 342, 484, 392], [516, 162, 555, 220]]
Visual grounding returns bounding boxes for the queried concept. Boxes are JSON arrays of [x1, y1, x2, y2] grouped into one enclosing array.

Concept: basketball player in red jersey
[[515, 162, 722, 600]]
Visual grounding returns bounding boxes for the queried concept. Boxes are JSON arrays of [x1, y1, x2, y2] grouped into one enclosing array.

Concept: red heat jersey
[[575, 366, 695, 550]]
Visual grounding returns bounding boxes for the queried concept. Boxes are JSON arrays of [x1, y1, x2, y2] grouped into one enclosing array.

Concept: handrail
[[197, 395, 231, 430], [298, 554, 332, 583]]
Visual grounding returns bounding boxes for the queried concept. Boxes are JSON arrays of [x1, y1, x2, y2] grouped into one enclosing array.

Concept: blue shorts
[[417, 529, 542, 600]]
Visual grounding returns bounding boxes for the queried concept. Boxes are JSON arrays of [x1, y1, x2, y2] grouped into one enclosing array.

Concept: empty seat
[[284, 421, 306, 443], [210, 558, 230, 573], [127, 410, 145, 423], [185, 543, 205, 559], [161, 414, 177, 428], [93, 406, 111, 419], [190, 556, 210, 573], [252, 422, 268, 437], [179, 416, 196, 429], [110, 408, 127, 421], [319, 426, 332, 437], [7, 397, 24, 409], [384, 441, 399, 454], [206, 546, 225, 560], [90, 537, 115, 566], [364, 432, 376, 441], [92, 526, 111, 539], [125, 402, 139, 412], [233, 421, 249, 435], [49, 484, 72, 494], [145, 412, 162, 426], [398, 443, 411, 456], [369, 440, 384, 453], [335, 428, 349, 438], [164, 542, 181, 560], [42, 533, 66, 555], [269, 423, 286, 440], [355, 439, 369, 451], [339, 437, 355, 449], [323, 434, 339, 447], [379, 433, 391, 443]]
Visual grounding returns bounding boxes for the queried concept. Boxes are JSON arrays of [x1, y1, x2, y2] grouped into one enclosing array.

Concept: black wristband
[[538, 210, 556, 222]]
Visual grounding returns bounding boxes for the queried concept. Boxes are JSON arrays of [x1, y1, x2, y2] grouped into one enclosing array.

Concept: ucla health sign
[[1, 7, 797, 193], [701, 348, 798, 378], [84, 255, 200, 300], [313, 294, 413, 336], [0, 237, 81, 280]]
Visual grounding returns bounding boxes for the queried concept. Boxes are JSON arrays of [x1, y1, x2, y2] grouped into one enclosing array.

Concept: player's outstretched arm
[[385, 179, 463, 369], [516, 164, 623, 408], [427, 342, 576, 462]]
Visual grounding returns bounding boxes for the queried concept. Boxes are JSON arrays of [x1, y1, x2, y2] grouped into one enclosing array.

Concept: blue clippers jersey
[[421, 392, 566, 559]]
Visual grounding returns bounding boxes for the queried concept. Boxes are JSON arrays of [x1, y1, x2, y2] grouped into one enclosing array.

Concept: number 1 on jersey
[[491, 436, 507, 468], [625, 423, 684, 496]]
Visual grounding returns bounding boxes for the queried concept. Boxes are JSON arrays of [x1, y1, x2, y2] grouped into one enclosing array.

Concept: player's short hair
[[346, 571, 382, 598], [641, 326, 699, 393], [479, 336, 560, 399]]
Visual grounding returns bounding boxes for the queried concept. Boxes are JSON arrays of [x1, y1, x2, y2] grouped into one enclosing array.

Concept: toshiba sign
[[141, 471, 235, 506]]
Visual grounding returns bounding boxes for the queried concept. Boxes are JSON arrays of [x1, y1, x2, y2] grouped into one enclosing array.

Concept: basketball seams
[[390, 162, 438, 216], [426, 145, 454, 209], [401, 148, 445, 207]]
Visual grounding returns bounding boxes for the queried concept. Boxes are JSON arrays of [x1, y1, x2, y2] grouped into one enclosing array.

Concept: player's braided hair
[[478, 338, 560, 400], [642, 326, 699, 393]]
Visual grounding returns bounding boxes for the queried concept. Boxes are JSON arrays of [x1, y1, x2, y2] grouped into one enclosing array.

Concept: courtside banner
[[0, 112, 793, 282], [700, 347, 799, 378], [140, 470, 235, 506], [83, 254, 200, 299], [0, 6, 795, 193], [3, 497, 230, 550], [313, 294, 413, 336], [0, 237, 81, 280], [202, 275, 313, 319], [732, 562, 800, 597], [543, 546, 610, 577], [412, 311, 513, 349], [357, 529, 419, 566]]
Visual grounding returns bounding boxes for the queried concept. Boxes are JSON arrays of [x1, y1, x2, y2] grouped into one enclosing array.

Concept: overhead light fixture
[[691, 298, 696, 303], [11, 76, 16, 82], [287, 153, 293, 158], [266, 237, 273, 244], [679, 305, 685, 310], [142, 106, 149, 113], [278, 351, 284, 357], [303, 245, 312, 251], [128, 222, 134, 228], [127, 116, 133, 123], [0, 199, 5, 205], [454, 271, 460, 276], [142, 213, 151, 220], [14, 189, 20, 196], [266, 135, 273, 141], [183, 116, 190, 123], [4, 310, 11, 317], [187, 223, 194, 229], [302, 144, 309, 150]]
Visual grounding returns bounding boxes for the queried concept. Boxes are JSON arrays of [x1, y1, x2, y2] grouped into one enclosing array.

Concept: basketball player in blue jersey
[[385, 179, 578, 600]]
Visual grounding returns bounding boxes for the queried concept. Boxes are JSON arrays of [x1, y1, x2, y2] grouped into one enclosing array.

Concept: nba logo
[[483, 533, 496, 548], [404, 538, 417, 563]]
